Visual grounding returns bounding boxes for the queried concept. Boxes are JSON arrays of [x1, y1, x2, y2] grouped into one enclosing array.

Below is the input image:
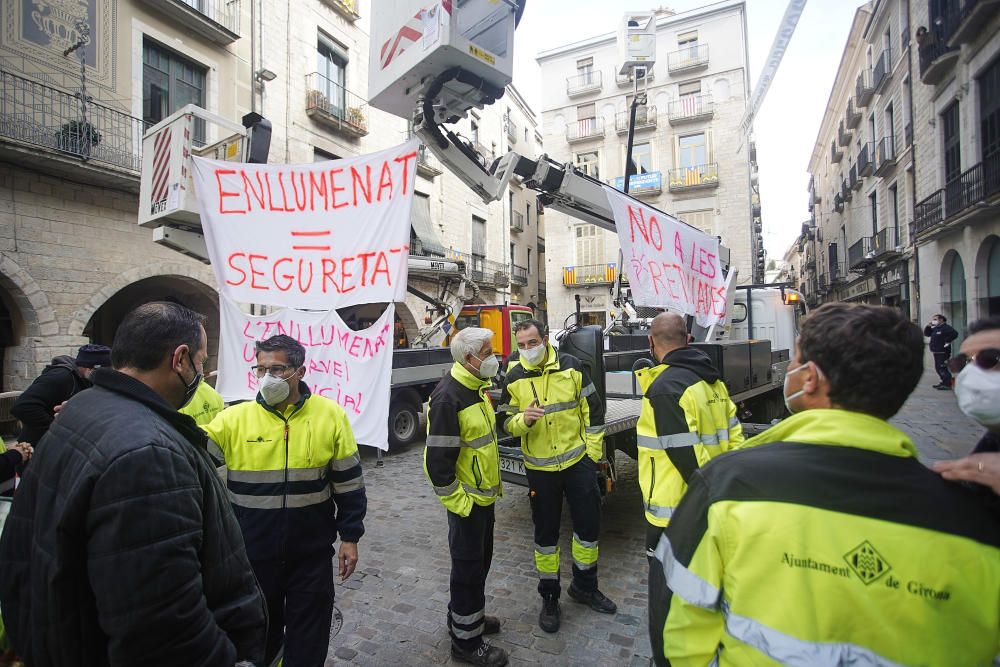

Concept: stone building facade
[[536, 0, 754, 330]]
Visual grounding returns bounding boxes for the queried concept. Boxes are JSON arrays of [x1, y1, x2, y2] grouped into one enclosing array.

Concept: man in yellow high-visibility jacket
[[650, 303, 1000, 667], [204, 335, 366, 667], [635, 312, 742, 554]]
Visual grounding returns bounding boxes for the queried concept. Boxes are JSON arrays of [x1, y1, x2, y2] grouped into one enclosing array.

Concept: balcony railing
[[949, 0, 999, 45], [668, 94, 713, 124], [830, 258, 848, 283], [850, 162, 860, 190], [612, 171, 663, 196], [511, 211, 524, 232], [848, 236, 874, 271], [914, 190, 944, 235], [918, 9, 961, 85], [321, 0, 360, 21], [832, 139, 844, 163], [838, 120, 852, 147], [842, 177, 852, 202], [567, 71, 602, 96], [616, 68, 655, 87], [904, 121, 913, 148], [833, 192, 844, 213], [846, 97, 861, 128], [511, 263, 528, 285], [562, 263, 617, 286], [668, 163, 719, 190], [667, 45, 710, 73], [305, 73, 369, 137], [858, 141, 875, 177], [447, 250, 509, 286], [566, 117, 605, 143], [614, 106, 657, 134], [137, 0, 240, 44], [872, 46, 891, 91], [856, 68, 874, 106], [0, 70, 147, 175], [875, 136, 896, 175], [873, 226, 902, 257]]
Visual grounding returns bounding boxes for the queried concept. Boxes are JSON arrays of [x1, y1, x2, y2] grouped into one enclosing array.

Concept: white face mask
[[955, 364, 1000, 427], [783, 362, 824, 415], [520, 343, 547, 367], [259, 373, 292, 406], [472, 353, 500, 379]]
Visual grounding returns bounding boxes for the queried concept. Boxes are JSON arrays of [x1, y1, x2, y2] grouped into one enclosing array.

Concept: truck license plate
[[500, 455, 526, 476]]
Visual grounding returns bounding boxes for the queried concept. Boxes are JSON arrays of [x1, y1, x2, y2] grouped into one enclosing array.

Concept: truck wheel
[[388, 401, 421, 449]]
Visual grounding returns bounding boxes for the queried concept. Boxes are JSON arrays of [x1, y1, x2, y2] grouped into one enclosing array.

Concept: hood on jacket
[[661, 346, 721, 384], [47, 355, 78, 373]]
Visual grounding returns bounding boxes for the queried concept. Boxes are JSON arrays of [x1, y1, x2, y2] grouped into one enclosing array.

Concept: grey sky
[[511, 0, 862, 262]]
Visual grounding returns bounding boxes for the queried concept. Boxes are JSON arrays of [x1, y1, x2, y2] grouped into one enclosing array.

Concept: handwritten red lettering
[[215, 169, 246, 214], [227, 253, 248, 286]]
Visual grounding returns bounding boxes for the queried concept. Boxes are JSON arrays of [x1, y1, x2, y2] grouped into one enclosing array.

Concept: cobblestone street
[[330, 367, 986, 666]]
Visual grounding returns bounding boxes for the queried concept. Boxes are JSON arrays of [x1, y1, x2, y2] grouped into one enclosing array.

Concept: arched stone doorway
[[941, 250, 967, 347], [0, 255, 59, 391], [975, 235, 1000, 317], [78, 275, 220, 368]]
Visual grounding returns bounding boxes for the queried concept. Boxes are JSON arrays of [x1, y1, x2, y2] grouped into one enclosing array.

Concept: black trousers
[[526, 456, 601, 598], [447, 502, 495, 649], [251, 551, 334, 667], [933, 351, 952, 385]]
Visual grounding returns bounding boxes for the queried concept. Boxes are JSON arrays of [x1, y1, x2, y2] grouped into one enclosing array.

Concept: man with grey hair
[[424, 327, 508, 666]]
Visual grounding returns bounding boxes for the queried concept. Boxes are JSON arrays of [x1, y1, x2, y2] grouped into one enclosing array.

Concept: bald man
[[633, 313, 744, 554]]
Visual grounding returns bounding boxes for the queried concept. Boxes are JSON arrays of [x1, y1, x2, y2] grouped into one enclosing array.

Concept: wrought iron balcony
[[566, 117, 605, 143], [668, 95, 713, 125], [668, 163, 719, 191], [562, 263, 617, 286], [856, 68, 874, 106], [305, 73, 369, 137], [838, 120, 852, 147], [948, 0, 1000, 46], [846, 97, 862, 128], [875, 136, 897, 176], [841, 178, 852, 202], [831, 139, 844, 164], [858, 141, 875, 177], [567, 71, 602, 97], [137, 0, 241, 44], [667, 45, 709, 74], [616, 68, 655, 87], [848, 236, 874, 271], [914, 190, 944, 236], [873, 226, 902, 258], [510, 211, 524, 233], [918, 8, 961, 85], [447, 250, 509, 286], [833, 192, 844, 213], [829, 257, 848, 283], [872, 46, 891, 92], [0, 70, 147, 180], [511, 263, 528, 285], [614, 106, 657, 134], [850, 162, 861, 190]]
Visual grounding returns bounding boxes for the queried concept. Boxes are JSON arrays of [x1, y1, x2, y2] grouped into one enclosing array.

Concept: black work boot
[[538, 596, 561, 633], [451, 640, 509, 666], [568, 583, 618, 614], [483, 615, 501, 635]]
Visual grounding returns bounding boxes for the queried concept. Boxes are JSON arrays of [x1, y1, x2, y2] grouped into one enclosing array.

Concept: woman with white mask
[[932, 316, 1000, 495]]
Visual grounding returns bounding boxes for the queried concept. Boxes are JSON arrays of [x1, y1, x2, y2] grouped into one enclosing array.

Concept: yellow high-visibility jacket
[[650, 409, 1000, 667], [424, 362, 502, 516], [500, 344, 603, 471], [635, 347, 743, 527], [203, 383, 366, 560], [179, 379, 224, 425]]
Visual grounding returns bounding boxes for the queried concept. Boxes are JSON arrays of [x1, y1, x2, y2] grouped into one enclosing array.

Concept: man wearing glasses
[[204, 334, 367, 667]]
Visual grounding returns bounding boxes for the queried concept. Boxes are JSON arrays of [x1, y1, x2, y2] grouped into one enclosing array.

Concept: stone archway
[[0, 254, 60, 390], [974, 235, 1000, 318]]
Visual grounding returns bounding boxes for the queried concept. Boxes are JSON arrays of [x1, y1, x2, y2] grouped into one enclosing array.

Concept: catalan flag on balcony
[[683, 167, 704, 185], [606, 263, 617, 283], [563, 266, 577, 285], [680, 95, 698, 117]]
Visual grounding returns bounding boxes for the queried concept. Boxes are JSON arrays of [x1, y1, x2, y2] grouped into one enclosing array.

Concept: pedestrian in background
[[924, 313, 958, 389], [650, 303, 1000, 666], [10, 343, 111, 445], [0, 302, 265, 666], [500, 319, 616, 635], [424, 327, 507, 667], [934, 316, 1000, 496], [204, 334, 366, 667]]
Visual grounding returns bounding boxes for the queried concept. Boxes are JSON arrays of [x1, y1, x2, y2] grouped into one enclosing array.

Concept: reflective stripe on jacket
[[649, 409, 1000, 667], [499, 345, 603, 471], [635, 347, 743, 527], [424, 363, 502, 516], [203, 382, 366, 560]]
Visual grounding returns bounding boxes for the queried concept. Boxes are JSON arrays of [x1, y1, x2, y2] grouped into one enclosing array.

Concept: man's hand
[[7, 441, 32, 463], [338, 542, 359, 582], [523, 401, 545, 427], [53, 400, 68, 417], [933, 453, 1000, 495]]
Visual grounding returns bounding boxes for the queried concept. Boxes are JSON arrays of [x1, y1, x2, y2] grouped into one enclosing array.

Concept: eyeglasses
[[251, 364, 293, 378], [946, 348, 1000, 375]]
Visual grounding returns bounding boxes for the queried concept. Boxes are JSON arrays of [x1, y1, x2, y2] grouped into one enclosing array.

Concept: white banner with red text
[[605, 186, 728, 327], [216, 295, 394, 449], [192, 141, 419, 309]]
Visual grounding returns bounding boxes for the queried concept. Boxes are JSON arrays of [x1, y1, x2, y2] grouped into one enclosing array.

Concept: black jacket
[[0, 449, 21, 483], [923, 323, 958, 353], [10, 355, 90, 445], [0, 369, 266, 666]]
